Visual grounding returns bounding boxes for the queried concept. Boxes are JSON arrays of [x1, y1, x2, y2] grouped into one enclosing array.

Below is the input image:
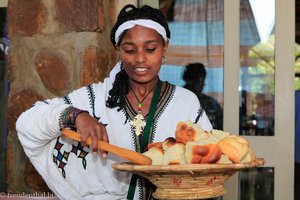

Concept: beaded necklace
[[129, 81, 157, 136]]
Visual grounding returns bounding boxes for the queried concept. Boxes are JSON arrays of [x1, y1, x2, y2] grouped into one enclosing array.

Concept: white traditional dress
[[16, 63, 212, 200]]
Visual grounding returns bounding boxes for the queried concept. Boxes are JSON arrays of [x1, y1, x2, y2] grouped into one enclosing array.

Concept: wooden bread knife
[[61, 128, 152, 165]]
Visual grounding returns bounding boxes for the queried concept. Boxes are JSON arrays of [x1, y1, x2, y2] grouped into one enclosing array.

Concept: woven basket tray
[[112, 158, 265, 200]]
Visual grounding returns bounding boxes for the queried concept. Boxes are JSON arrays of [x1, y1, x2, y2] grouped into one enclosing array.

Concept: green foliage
[[247, 34, 300, 91]]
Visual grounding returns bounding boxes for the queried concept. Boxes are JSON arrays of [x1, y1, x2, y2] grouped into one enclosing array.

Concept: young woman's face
[[119, 25, 168, 84]]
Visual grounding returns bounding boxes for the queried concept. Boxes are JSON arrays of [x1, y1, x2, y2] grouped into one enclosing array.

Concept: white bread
[[218, 135, 249, 163], [195, 133, 219, 145], [217, 154, 233, 164], [240, 149, 256, 163], [148, 141, 163, 150], [175, 120, 209, 144], [162, 137, 177, 151], [211, 129, 231, 141], [142, 121, 256, 165], [163, 142, 186, 165], [143, 147, 164, 165], [185, 142, 222, 164]]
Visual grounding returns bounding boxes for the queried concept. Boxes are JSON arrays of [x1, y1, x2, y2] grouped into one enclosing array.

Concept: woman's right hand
[[75, 112, 109, 158]]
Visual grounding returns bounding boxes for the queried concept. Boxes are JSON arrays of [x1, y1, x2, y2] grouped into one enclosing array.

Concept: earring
[[162, 55, 167, 65]]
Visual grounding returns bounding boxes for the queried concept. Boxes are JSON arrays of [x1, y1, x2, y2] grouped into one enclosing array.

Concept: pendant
[[130, 113, 146, 136]]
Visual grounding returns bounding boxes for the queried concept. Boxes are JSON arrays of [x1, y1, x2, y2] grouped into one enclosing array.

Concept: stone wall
[[6, 0, 117, 193]]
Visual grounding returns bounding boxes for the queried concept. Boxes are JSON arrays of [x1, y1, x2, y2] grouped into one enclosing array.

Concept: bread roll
[[217, 154, 233, 164], [240, 149, 256, 163], [143, 147, 164, 165], [142, 121, 256, 165], [148, 141, 163, 150], [195, 133, 219, 145], [211, 129, 231, 141], [185, 142, 222, 164], [163, 142, 186, 165], [175, 121, 209, 144], [218, 135, 249, 163], [162, 137, 177, 151]]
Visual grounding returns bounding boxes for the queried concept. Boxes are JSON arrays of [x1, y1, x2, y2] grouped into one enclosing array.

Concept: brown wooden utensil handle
[[61, 128, 152, 165]]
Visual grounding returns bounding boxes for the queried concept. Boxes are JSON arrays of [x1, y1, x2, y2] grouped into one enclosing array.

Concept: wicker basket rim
[[112, 158, 265, 172]]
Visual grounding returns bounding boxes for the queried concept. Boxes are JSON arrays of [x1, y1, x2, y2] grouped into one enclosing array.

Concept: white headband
[[114, 19, 168, 44]]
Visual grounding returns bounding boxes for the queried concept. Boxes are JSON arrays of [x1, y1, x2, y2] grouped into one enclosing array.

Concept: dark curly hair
[[183, 63, 206, 82], [106, 4, 170, 111], [110, 4, 171, 47]]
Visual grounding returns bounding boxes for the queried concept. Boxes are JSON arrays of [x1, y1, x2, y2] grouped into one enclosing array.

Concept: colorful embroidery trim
[[53, 137, 89, 178], [59, 106, 88, 129]]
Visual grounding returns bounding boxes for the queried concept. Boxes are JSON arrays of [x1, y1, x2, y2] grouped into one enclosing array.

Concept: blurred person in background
[[183, 63, 223, 130]]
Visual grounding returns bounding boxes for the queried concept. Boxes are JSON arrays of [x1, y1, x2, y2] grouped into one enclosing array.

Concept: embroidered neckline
[[124, 81, 175, 152], [125, 82, 173, 121]]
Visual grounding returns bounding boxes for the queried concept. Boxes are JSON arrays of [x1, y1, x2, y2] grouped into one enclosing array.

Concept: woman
[[16, 4, 212, 200]]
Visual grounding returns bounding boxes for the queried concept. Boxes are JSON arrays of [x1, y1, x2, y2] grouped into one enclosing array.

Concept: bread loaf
[[148, 141, 163, 150], [175, 121, 209, 144], [218, 135, 249, 163], [163, 142, 186, 165], [161, 137, 187, 165], [162, 137, 177, 151], [211, 129, 231, 141], [185, 142, 222, 164], [143, 147, 164, 165], [217, 154, 233, 164], [142, 121, 256, 165], [240, 149, 256, 163]]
